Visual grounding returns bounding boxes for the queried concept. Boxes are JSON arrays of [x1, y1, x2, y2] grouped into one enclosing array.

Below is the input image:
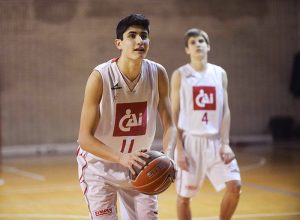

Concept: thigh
[[77, 152, 118, 220], [175, 135, 208, 198], [119, 189, 158, 220], [207, 158, 241, 192]]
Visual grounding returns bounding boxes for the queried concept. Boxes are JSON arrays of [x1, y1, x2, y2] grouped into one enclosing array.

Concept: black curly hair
[[116, 14, 150, 40]]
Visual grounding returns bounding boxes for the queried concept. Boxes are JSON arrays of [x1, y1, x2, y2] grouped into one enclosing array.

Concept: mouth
[[134, 47, 145, 52]]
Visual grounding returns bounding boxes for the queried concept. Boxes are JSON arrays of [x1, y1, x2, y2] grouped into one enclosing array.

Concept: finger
[[139, 152, 150, 158], [179, 161, 189, 171], [132, 160, 144, 169], [182, 165, 189, 171], [221, 153, 227, 162], [135, 156, 147, 166], [185, 158, 190, 168], [224, 157, 230, 164], [227, 154, 236, 164], [129, 166, 136, 175], [223, 154, 235, 164], [182, 166, 188, 171]]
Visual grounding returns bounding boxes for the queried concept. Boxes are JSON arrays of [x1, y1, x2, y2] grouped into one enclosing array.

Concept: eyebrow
[[127, 31, 148, 35], [189, 36, 204, 41]]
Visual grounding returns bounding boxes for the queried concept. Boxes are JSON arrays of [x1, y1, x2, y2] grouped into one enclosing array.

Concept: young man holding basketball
[[77, 14, 176, 219], [171, 28, 241, 220]]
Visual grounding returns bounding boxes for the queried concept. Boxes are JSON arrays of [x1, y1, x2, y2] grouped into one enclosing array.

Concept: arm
[[219, 71, 235, 164], [170, 69, 189, 171], [157, 64, 177, 159], [78, 70, 148, 174]]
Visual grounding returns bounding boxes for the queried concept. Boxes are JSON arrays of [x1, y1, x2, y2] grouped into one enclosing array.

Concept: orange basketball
[[129, 150, 176, 195]]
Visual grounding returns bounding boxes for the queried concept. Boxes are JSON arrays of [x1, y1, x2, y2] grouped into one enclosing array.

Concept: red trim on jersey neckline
[[111, 58, 119, 63]]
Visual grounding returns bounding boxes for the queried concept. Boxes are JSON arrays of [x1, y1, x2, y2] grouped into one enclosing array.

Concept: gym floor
[[0, 142, 299, 220]]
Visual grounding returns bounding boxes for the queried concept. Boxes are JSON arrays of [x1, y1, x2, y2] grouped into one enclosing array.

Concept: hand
[[176, 149, 189, 171], [119, 149, 149, 175], [220, 144, 235, 164]]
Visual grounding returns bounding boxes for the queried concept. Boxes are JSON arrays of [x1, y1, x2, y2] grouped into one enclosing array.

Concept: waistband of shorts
[[182, 131, 219, 140], [77, 146, 115, 163]]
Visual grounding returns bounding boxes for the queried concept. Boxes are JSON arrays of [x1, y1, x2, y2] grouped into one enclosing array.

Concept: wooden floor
[[0, 142, 300, 220]]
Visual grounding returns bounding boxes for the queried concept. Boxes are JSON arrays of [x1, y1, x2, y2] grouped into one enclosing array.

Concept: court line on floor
[[0, 156, 266, 193], [0, 214, 89, 219], [240, 157, 266, 172], [3, 166, 45, 181], [163, 211, 300, 220], [245, 182, 300, 198], [0, 211, 299, 219], [240, 157, 300, 199], [0, 185, 79, 195]]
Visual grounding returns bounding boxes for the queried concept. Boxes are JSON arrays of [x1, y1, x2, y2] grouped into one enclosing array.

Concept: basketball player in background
[[76, 14, 176, 220], [171, 28, 241, 220]]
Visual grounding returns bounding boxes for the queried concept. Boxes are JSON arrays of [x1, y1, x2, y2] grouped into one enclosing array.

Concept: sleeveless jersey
[[92, 58, 159, 160], [177, 63, 224, 136]]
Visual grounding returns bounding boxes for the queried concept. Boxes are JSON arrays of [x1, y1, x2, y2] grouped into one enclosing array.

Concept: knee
[[177, 195, 190, 206]]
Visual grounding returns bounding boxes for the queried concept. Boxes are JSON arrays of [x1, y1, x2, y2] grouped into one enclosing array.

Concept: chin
[[195, 52, 204, 58], [129, 55, 146, 61], [137, 54, 147, 59]]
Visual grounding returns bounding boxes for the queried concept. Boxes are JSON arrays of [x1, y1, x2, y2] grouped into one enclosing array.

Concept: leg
[[220, 180, 241, 220], [206, 142, 242, 220], [177, 195, 191, 220], [77, 152, 118, 220], [175, 135, 207, 220], [119, 188, 158, 220]]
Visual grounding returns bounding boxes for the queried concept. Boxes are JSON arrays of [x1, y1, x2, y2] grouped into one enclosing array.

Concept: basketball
[[129, 150, 176, 195]]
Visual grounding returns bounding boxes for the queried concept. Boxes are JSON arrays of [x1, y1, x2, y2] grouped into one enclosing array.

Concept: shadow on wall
[[269, 116, 300, 142], [269, 51, 300, 142], [290, 51, 300, 98]]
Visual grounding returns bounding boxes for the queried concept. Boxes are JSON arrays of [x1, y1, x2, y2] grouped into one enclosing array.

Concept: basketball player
[[76, 14, 176, 220], [170, 28, 241, 220]]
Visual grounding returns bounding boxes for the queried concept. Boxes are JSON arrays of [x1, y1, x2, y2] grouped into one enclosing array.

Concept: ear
[[185, 46, 190, 55], [114, 39, 122, 50], [207, 44, 211, 52]]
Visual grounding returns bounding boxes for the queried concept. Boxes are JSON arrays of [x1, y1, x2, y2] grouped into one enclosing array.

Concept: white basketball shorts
[[175, 134, 241, 198], [77, 147, 158, 220]]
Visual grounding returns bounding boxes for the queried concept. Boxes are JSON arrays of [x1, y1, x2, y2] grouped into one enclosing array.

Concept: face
[[185, 35, 210, 58], [115, 25, 150, 60]]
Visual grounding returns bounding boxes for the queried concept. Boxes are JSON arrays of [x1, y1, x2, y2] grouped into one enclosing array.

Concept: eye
[[140, 33, 148, 40], [128, 33, 136, 39], [199, 39, 205, 43], [190, 40, 196, 45]]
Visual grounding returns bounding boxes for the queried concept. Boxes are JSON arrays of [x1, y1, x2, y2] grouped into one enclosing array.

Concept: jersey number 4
[[120, 139, 135, 153], [202, 112, 208, 124]]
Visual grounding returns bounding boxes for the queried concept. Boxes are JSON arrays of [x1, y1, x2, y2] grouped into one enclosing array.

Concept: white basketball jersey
[[178, 63, 224, 136], [92, 58, 159, 159]]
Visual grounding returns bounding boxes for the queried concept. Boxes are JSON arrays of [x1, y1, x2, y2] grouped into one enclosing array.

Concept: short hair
[[116, 14, 150, 40], [184, 28, 210, 47]]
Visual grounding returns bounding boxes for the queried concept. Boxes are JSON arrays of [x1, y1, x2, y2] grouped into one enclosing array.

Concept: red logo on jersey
[[113, 102, 147, 136], [193, 86, 216, 110]]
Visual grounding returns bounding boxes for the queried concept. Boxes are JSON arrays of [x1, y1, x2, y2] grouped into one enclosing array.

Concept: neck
[[190, 56, 207, 72], [117, 57, 143, 81]]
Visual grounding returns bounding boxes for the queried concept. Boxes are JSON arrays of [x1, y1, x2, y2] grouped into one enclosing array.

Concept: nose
[[136, 35, 143, 44]]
